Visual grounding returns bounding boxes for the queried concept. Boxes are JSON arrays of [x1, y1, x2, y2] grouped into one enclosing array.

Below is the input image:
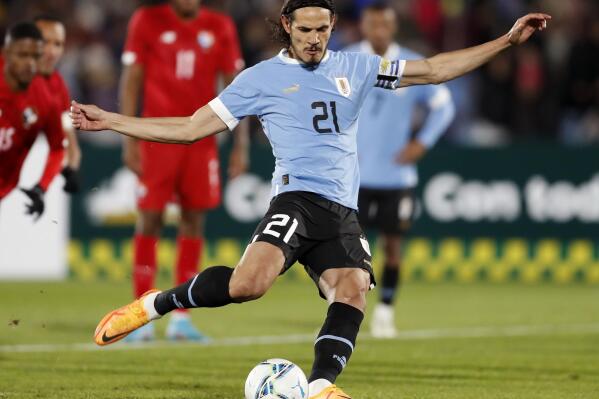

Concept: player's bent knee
[[229, 275, 270, 302], [333, 269, 370, 309], [137, 212, 164, 236]]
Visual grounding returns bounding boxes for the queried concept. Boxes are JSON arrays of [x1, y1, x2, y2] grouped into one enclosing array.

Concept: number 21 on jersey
[[262, 214, 299, 244], [312, 101, 340, 134]]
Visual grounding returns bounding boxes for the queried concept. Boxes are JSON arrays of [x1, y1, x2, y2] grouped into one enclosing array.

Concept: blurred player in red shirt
[[34, 15, 81, 193], [0, 23, 64, 220], [120, 0, 248, 341]]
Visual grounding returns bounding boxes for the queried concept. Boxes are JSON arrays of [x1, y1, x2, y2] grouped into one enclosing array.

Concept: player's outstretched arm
[[70, 101, 228, 144], [400, 13, 551, 87]]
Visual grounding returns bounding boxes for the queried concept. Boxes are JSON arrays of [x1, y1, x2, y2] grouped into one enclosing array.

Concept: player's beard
[[12, 68, 35, 90], [171, 0, 200, 19], [290, 44, 325, 67], [304, 46, 324, 65]]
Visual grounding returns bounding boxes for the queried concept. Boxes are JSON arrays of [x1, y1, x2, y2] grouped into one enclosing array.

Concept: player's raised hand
[[70, 101, 110, 131], [507, 13, 551, 45]]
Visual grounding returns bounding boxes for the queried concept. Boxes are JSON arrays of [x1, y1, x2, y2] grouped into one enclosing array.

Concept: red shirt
[[0, 59, 65, 198], [40, 71, 71, 113], [122, 4, 244, 117]]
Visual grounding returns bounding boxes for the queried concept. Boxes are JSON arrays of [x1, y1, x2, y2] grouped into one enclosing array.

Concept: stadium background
[[0, 0, 597, 284], [1, 2, 598, 399]]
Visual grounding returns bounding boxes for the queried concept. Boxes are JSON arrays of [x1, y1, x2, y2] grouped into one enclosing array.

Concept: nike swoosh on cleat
[[101, 331, 129, 343]]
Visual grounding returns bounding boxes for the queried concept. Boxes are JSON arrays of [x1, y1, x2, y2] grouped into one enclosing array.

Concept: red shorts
[[137, 137, 221, 211]]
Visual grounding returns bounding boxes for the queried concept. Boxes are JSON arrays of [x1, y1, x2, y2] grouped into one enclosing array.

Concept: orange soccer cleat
[[94, 289, 161, 346], [309, 385, 352, 399]]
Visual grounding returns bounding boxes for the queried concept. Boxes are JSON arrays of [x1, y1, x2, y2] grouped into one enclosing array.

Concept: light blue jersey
[[209, 49, 405, 209], [345, 41, 456, 189]]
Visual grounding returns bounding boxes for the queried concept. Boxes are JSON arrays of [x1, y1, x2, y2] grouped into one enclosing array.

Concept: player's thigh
[[137, 142, 182, 211], [357, 188, 378, 229], [178, 139, 221, 210], [229, 241, 286, 299]]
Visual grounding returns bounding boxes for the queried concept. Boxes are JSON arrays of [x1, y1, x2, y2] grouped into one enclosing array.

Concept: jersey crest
[[197, 31, 215, 49], [160, 31, 177, 44], [335, 77, 351, 97], [23, 107, 38, 129]]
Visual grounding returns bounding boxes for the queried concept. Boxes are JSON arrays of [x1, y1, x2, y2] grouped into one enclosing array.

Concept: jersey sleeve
[[414, 84, 456, 148], [208, 67, 261, 130], [216, 16, 245, 75], [38, 103, 66, 191], [122, 9, 149, 66], [56, 74, 71, 112], [374, 58, 407, 90]]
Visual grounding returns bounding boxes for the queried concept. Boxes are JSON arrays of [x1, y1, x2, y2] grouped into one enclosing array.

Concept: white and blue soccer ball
[[244, 358, 309, 399]]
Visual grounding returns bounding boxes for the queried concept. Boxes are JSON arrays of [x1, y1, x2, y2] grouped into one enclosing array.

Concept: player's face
[[170, 0, 201, 18], [361, 8, 397, 55], [3, 39, 43, 88], [284, 7, 336, 65], [35, 21, 66, 76]]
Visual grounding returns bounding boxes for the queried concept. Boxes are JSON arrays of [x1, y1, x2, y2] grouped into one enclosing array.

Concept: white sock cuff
[[308, 379, 332, 396], [143, 292, 162, 321]]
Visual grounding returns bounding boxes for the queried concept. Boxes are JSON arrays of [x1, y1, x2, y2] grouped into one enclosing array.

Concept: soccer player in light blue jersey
[[73, 1, 550, 397], [345, 2, 456, 339]]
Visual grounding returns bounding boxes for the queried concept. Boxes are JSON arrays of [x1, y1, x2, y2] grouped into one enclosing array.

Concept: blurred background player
[[345, 2, 456, 338], [34, 15, 81, 194], [0, 22, 64, 220], [120, 0, 248, 342]]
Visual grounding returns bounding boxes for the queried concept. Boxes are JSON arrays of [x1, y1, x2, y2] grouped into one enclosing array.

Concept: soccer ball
[[244, 358, 309, 399]]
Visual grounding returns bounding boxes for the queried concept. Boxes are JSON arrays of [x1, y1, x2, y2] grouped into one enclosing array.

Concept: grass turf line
[[0, 281, 598, 398]]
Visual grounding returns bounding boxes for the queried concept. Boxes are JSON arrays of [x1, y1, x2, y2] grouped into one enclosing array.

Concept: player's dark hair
[[33, 14, 64, 25], [269, 0, 336, 47], [363, 0, 392, 12], [4, 22, 43, 46]]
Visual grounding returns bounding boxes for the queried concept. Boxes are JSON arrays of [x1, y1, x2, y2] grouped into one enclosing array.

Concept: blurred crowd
[[1, 0, 598, 146]]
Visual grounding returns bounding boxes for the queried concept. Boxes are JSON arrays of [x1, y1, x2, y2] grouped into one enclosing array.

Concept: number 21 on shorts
[[263, 214, 299, 244]]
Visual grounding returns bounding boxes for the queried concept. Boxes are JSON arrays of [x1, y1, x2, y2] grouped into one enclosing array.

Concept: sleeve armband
[[374, 59, 406, 90]]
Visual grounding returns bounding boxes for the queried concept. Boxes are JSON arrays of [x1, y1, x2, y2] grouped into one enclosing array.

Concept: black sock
[[154, 266, 236, 315], [308, 302, 364, 383], [380, 264, 400, 305]]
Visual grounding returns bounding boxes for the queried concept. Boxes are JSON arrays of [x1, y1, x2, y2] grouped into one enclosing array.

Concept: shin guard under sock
[[380, 264, 400, 305], [175, 237, 203, 285], [309, 302, 364, 383], [133, 235, 158, 297], [153, 266, 235, 315]]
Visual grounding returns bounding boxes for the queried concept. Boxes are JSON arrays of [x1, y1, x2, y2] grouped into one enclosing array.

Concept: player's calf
[[308, 302, 364, 390], [308, 268, 370, 392], [153, 265, 238, 315], [153, 242, 285, 313], [229, 241, 286, 301]]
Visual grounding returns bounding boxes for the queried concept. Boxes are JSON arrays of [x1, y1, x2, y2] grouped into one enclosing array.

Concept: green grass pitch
[[0, 280, 598, 398]]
